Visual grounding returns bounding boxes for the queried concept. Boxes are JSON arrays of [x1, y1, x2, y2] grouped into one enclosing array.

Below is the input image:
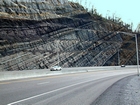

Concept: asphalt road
[[0, 69, 136, 105]]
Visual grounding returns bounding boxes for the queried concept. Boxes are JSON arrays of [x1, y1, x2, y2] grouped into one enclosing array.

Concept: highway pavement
[[0, 68, 136, 105]]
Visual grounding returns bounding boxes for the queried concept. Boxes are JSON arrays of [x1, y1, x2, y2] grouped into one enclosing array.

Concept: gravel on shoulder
[[91, 75, 140, 105]]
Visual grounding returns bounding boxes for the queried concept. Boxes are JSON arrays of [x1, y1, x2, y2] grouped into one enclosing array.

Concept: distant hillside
[[0, 0, 139, 71]]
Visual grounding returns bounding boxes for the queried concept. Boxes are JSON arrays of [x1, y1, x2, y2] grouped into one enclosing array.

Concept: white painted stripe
[[38, 82, 50, 85], [8, 78, 97, 105]]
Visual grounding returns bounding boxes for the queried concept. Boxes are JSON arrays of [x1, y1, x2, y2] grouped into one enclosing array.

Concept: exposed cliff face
[[0, 0, 84, 20], [0, 0, 138, 71]]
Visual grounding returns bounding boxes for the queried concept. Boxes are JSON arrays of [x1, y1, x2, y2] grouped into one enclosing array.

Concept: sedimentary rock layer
[[0, 0, 137, 71]]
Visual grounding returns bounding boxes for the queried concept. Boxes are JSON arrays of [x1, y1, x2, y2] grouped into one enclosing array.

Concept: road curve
[[0, 69, 136, 105]]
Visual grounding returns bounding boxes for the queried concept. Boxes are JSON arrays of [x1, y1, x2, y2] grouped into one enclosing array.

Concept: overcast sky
[[68, 0, 140, 31]]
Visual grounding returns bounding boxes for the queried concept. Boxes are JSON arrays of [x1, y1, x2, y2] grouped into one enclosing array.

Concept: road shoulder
[[91, 75, 140, 105]]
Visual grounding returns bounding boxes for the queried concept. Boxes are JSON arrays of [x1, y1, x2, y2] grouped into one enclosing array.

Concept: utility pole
[[56, 40, 60, 66], [118, 49, 120, 66], [135, 34, 139, 76], [117, 32, 139, 76]]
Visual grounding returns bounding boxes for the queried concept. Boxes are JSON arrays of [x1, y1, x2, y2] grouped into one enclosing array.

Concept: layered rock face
[[0, 0, 138, 71]]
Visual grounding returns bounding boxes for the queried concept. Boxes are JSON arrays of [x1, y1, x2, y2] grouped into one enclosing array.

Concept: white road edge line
[[8, 78, 96, 105]]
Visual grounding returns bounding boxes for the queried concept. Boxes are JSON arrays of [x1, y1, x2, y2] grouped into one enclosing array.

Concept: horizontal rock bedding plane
[[0, 0, 139, 71]]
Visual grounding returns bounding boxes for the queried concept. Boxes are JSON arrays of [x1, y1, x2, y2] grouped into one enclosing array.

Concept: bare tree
[[136, 23, 140, 33]]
